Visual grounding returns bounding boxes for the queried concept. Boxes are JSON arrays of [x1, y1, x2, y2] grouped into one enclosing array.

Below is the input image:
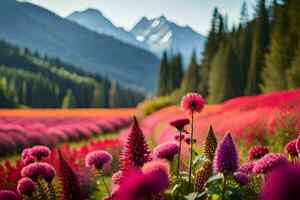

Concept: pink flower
[[285, 140, 298, 157], [153, 142, 180, 161], [17, 178, 35, 196], [30, 145, 51, 161], [85, 150, 112, 170], [252, 153, 287, 174], [239, 162, 255, 174], [0, 190, 18, 200], [174, 134, 185, 141], [169, 118, 190, 131], [181, 93, 205, 116], [21, 162, 56, 182], [21, 148, 35, 165], [296, 136, 300, 153], [234, 172, 250, 186], [142, 160, 170, 177], [112, 171, 123, 185], [248, 146, 269, 160]]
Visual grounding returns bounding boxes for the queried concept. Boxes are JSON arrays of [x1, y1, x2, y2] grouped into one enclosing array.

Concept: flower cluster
[[248, 146, 269, 160], [285, 140, 298, 157], [252, 153, 287, 174]]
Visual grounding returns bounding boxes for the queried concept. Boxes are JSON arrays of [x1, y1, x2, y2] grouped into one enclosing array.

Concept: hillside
[[0, 0, 159, 91]]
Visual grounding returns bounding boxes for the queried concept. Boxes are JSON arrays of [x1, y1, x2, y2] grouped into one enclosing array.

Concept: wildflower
[[142, 160, 170, 177], [214, 133, 238, 174], [285, 140, 298, 158], [119, 116, 151, 173], [169, 118, 190, 131], [260, 164, 300, 200], [17, 178, 35, 196], [248, 146, 269, 160], [21, 148, 35, 165], [85, 150, 112, 170], [204, 126, 217, 161], [239, 162, 255, 174], [181, 93, 205, 116], [21, 162, 56, 182], [252, 153, 287, 174], [194, 160, 212, 192], [153, 142, 180, 162], [30, 145, 51, 161], [0, 190, 18, 200], [112, 171, 123, 185], [234, 172, 250, 186], [296, 136, 300, 153], [174, 134, 185, 141]]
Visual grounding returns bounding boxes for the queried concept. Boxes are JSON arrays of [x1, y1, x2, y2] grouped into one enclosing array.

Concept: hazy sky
[[22, 0, 256, 35]]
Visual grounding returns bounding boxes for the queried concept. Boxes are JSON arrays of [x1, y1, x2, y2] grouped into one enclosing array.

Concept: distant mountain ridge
[[0, 0, 159, 91]]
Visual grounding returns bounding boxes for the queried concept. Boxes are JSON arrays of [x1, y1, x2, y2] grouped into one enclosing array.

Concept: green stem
[[98, 170, 111, 197], [221, 173, 227, 200], [177, 129, 182, 178], [188, 112, 194, 189]]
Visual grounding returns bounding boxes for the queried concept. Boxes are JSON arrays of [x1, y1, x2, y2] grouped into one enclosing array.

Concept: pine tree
[[61, 89, 76, 108], [109, 81, 122, 108], [261, 2, 298, 92], [287, 44, 300, 89], [245, 0, 270, 95], [168, 53, 184, 93], [157, 51, 169, 96], [181, 51, 200, 93], [240, 1, 249, 27], [90, 84, 104, 108]]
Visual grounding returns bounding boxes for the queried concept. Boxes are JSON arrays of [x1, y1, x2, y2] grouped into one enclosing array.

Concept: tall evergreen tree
[[168, 53, 184, 92], [61, 89, 76, 108], [157, 51, 169, 96], [245, 0, 270, 95], [181, 51, 200, 93], [109, 81, 122, 108], [90, 84, 104, 108], [240, 1, 249, 27]]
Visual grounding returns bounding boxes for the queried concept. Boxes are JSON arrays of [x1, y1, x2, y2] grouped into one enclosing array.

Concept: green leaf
[[207, 173, 223, 183], [185, 192, 201, 200]]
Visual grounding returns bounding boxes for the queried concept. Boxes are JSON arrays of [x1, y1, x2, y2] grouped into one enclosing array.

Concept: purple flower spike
[[213, 133, 238, 174], [17, 177, 35, 196], [85, 150, 112, 170], [30, 145, 51, 161], [252, 153, 287, 174], [153, 142, 180, 162], [234, 172, 250, 186], [0, 190, 18, 200]]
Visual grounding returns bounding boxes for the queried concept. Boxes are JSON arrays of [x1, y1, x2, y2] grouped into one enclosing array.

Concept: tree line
[[0, 40, 144, 108], [157, 0, 300, 103]]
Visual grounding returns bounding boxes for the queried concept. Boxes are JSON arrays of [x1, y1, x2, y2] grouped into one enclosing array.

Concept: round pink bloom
[[0, 190, 18, 200], [260, 164, 300, 200], [169, 118, 190, 131], [248, 146, 269, 160], [30, 145, 51, 161], [234, 172, 250, 186], [181, 93, 205, 116], [153, 142, 180, 161], [21, 148, 35, 165], [285, 140, 298, 157], [142, 160, 170, 177], [85, 150, 112, 170], [112, 171, 123, 185], [252, 153, 287, 174], [239, 162, 255, 174], [17, 177, 35, 196], [21, 162, 56, 182]]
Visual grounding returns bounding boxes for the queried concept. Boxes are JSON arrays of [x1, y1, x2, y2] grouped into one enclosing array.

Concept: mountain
[[131, 16, 206, 66], [0, 0, 159, 91], [66, 9, 146, 49]]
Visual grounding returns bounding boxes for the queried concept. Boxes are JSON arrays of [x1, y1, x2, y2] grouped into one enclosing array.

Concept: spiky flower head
[[17, 178, 35, 196], [285, 140, 298, 157], [181, 93, 205, 116], [252, 153, 287, 174], [30, 145, 51, 161], [0, 190, 18, 200], [194, 160, 212, 192], [21, 162, 56, 182], [169, 118, 190, 131], [239, 162, 255, 174], [234, 172, 250, 186], [248, 146, 269, 160], [204, 126, 218, 161], [213, 133, 238, 174], [85, 150, 112, 170], [119, 116, 152, 173], [153, 142, 180, 162], [260, 164, 300, 200], [21, 148, 35, 165]]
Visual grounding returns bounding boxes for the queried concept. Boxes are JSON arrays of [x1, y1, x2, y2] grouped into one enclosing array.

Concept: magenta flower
[[112, 171, 123, 185], [248, 146, 269, 160], [285, 140, 298, 157], [21, 162, 56, 182], [174, 134, 185, 141], [234, 172, 250, 186], [296, 136, 300, 153], [0, 190, 18, 200], [213, 133, 238, 174], [252, 153, 287, 174], [181, 93, 205, 116], [30, 145, 51, 161], [153, 142, 180, 161], [169, 118, 190, 131], [239, 162, 255, 174], [260, 164, 300, 200], [184, 137, 196, 144], [85, 150, 112, 170], [21, 148, 35, 165], [142, 160, 170, 177], [17, 178, 35, 196]]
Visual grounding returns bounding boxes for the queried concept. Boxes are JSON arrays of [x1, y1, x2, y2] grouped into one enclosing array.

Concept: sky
[[22, 0, 256, 35]]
